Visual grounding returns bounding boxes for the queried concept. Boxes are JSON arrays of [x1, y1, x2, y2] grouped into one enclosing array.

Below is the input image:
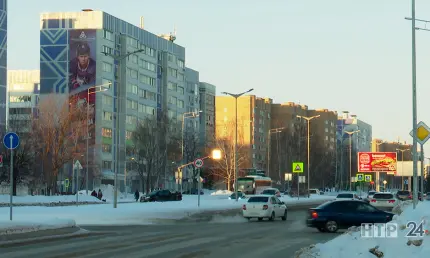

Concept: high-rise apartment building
[[215, 95, 272, 171], [184, 67, 200, 132], [6, 70, 40, 135], [270, 102, 337, 188], [0, 0, 7, 128], [199, 82, 216, 154], [39, 10, 187, 190]]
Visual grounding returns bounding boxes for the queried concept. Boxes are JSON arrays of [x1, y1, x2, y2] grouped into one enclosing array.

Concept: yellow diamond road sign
[[292, 162, 304, 173], [410, 121, 430, 145]]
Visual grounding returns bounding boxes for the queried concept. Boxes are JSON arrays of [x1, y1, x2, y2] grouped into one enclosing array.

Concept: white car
[[335, 193, 361, 200], [369, 192, 399, 210], [242, 195, 287, 221]]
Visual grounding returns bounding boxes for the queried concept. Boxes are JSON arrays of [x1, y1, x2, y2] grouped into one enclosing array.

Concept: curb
[[0, 227, 106, 248]]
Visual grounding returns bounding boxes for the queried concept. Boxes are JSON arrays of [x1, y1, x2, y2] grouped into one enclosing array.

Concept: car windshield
[[373, 193, 394, 199], [248, 196, 269, 203], [262, 189, 276, 195], [397, 191, 410, 195], [337, 194, 353, 198]]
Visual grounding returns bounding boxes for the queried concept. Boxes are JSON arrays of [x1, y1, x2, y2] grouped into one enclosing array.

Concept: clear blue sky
[[7, 0, 430, 153]]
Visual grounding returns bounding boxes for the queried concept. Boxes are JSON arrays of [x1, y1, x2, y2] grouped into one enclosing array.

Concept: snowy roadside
[[297, 200, 430, 258], [0, 194, 334, 227], [0, 219, 76, 236]]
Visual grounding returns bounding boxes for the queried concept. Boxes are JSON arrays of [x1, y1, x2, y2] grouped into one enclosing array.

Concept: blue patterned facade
[[0, 0, 7, 127], [39, 19, 69, 94]]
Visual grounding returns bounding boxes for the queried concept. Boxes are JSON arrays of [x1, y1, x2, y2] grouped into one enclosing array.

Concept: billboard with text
[[357, 152, 397, 172]]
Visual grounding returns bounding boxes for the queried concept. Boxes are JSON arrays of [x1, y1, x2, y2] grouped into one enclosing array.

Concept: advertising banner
[[68, 29, 97, 176], [357, 152, 397, 172]]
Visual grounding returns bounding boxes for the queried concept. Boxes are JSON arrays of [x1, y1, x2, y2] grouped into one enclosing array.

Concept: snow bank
[[298, 201, 430, 258], [0, 219, 76, 235], [211, 190, 232, 196], [0, 194, 102, 205]]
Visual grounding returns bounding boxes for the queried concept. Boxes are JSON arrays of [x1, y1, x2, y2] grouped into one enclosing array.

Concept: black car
[[140, 190, 182, 202], [306, 200, 394, 233]]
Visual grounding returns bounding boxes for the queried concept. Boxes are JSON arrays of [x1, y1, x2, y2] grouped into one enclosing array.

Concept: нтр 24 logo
[[361, 221, 428, 238]]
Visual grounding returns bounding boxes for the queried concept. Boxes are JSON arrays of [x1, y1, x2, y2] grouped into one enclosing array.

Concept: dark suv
[[396, 190, 410, 201]]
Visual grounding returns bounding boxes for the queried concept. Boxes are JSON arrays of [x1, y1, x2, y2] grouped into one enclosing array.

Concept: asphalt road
[[0, 206, 340, 258]]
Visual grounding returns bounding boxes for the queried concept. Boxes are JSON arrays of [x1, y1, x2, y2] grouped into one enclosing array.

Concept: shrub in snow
[[294, 244, 319, 258], [369, 246, 384, 258]]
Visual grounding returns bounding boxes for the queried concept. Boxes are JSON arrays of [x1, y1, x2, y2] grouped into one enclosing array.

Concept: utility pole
[[102, 34, 144, 208]]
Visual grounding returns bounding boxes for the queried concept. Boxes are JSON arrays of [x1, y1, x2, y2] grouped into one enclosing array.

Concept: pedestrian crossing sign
[[292, 162, 304, 173], [365, 175, 372, 182], [357, 174, 364, 182]]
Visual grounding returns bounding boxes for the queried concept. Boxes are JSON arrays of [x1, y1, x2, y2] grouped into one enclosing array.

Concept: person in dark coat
[[91, 190, 97, 198], [97, 189, 103, 200], [134, 190, 140, 202]]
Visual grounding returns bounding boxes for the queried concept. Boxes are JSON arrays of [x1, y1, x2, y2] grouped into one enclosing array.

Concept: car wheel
[[269, 212, 275, 221], [258, 218, 263, 221], [281, 210, 287, 221], [325, 221, 338, 233], [317, 227, 326, 232]]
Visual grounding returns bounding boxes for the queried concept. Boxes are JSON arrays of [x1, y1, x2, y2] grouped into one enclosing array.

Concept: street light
[[267, 127, 285, 184], [344, 130, 360, 191], [397, 148, 410, 190], [221, 89, 254, 202], [85, 83, 110, 195], [296, 115, 320, 196], [102, 44, 145, 209]]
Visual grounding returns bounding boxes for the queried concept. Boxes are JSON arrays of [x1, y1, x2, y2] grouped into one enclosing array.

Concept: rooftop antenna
[[169, 25, 177, 42]]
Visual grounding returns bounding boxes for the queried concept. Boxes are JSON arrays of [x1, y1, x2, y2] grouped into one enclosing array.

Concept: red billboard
[[357, 152, 397, 172]]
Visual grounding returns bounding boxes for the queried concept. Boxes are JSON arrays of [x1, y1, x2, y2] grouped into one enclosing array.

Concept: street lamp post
[[397, 148, 410, 190], [102, 39, 144, 209], [85, 83, 110, 195], [296, 115, 320, 196], [344, 130, 360, 191], [267, 127, 285, 185], [221, 89, 254, 201]]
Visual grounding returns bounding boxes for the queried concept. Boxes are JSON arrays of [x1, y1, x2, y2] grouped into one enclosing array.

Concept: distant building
[[6, 70, 40, 136], [199, 82, 216, 154]]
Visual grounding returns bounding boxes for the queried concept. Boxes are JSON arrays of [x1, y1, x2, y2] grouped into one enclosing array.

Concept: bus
[[236, 175, 272, 194]]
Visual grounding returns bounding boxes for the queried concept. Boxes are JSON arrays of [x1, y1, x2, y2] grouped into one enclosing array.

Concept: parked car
[[396, 190, 410, 201], [306, 200, 394, 233], [309, 189, 321, 195], [242, 195, 288, 221], [229, 191, 246, 200], [369, 192, 399, 210], [183, 189, 204, 195], [334, 193, 361, 200], [261, 188, 282, 197], [140, 190, 182, 202]]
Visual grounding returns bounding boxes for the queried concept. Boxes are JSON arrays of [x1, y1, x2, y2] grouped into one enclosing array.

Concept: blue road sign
[[3, 132, 20, 150]]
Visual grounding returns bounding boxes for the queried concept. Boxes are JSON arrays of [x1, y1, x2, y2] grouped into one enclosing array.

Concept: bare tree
[[132, 114, 179, 193], [182, 130, 201, 188], [211, 121, 249, 190], [32, 94, 90, 194]]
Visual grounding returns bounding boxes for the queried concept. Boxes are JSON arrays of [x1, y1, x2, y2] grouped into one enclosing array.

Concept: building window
[[102, 62, 113, 73], [138, 59, 156, 72], [169, 96, 177, 105], [126, 83, 138, 95], [103, 111, 112, 121], [127, 37, 138, 48], [102, 128, 112, 138], [144, 90, 156, 101], [168, 68, 177, 78], [102, 45, 113, 55], [138, 103, 146, 113], [126, 131, 133, 140], [102, 161, 112, 170], [9, 96, 31, 103], [144, 46, 155, 57], [102, 95, 113, 106], [127, 68, 138, 79], [126, 99, 138, 110], [103, 30, 113, 41], [177, 59, 184, 68], [139, 74, 156, 86], [130, 54, 138, 64], [146, 106, 155, 115], [102, 144, 112, 152], [177, 100, 184, 108], [168, 110, 174, 119], [177, 73, 184, 81], [126, 115, 137, 124], [177, 86, 184, 95], [167, 82, 177, 91]]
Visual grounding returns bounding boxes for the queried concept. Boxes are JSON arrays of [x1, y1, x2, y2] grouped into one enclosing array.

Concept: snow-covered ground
[[0, 193, 334, 230], [0, 194, 103, 205], [0, 219, 76, 236], [298, 200, 430, 258]]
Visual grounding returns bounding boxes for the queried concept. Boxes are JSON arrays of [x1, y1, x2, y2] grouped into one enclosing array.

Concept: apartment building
[[0, 0, 7, 128], [215, 95, 272, 171], [199, 82, 216, 154]]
